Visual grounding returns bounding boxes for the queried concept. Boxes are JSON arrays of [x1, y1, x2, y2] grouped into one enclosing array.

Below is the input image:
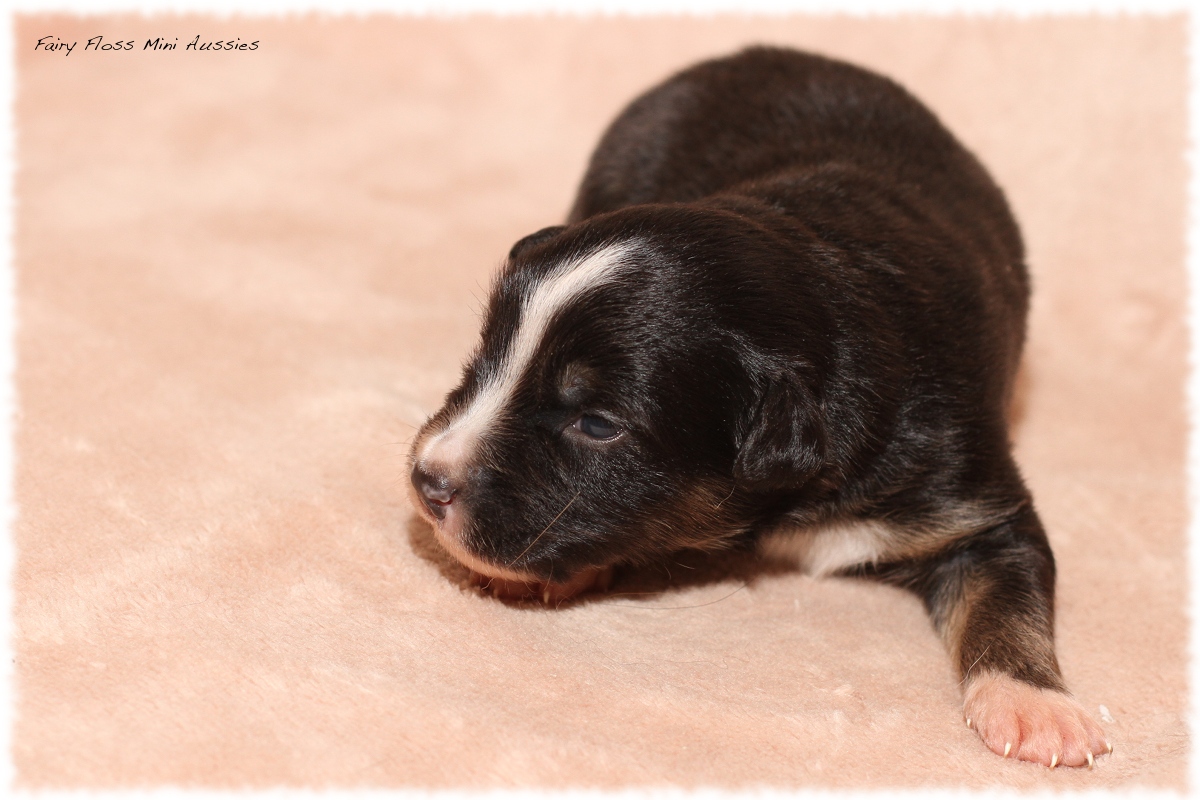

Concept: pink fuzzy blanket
[[14, 13, 1188, 789]]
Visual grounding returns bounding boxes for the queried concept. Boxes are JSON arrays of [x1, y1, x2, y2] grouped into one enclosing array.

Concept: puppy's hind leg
[[878, 504, 1109, 767]]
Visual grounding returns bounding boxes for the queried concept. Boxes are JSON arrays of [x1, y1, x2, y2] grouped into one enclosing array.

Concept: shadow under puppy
[[409, 46, 1109, 768]]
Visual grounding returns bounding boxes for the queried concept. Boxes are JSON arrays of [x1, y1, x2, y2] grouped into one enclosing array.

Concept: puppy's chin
[[407, 484, 612, 604], [468, 564, 615, 604]]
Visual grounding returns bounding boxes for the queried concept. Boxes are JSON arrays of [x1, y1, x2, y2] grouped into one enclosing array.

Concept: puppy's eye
[[573, 414, 621, 441]]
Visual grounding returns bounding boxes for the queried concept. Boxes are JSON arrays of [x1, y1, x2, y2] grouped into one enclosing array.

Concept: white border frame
[[1, 3, 1193, 798]]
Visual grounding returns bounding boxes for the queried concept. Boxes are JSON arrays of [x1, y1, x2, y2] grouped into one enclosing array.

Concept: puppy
[[409, 46, 1108, 768]]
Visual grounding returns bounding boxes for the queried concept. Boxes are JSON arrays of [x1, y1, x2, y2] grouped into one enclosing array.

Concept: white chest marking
[[420, 241, 637, 467], [759, 518, 894, 577]]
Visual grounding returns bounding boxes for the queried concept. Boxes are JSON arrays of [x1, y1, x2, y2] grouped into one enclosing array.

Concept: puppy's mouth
[[468, 564, 614, 604], [409, 480, 612, 604]]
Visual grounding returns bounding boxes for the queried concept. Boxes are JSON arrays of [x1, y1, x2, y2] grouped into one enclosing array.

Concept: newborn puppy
[[409, 46, 1108, 768]]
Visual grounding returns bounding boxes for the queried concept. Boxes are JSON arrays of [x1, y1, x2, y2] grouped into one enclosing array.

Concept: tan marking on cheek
[[651, 482, 747, 553]]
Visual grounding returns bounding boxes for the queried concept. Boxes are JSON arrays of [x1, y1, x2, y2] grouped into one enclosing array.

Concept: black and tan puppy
[[409, 47, 1108, 768]]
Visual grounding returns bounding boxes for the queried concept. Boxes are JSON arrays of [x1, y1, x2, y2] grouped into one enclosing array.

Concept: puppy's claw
[[542, 586, 551, 604], [965, 717, 972, 728], [1107, 741, 1114, 754], [1087, 752, 1094, 769], [965, 673, 1108, 768]]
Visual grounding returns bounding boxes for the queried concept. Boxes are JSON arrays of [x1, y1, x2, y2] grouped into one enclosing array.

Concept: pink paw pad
[[963, 672, 1110, 768]]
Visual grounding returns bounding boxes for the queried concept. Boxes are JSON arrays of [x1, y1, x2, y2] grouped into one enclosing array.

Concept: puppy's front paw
[[963, 672, 1110, 768]]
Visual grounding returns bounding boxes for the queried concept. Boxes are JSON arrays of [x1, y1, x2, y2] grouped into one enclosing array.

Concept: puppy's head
[[408, 207, 829, 598]]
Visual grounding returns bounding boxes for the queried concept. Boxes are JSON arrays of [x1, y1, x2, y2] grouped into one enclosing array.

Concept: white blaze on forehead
[[420, 241, 638, 467]]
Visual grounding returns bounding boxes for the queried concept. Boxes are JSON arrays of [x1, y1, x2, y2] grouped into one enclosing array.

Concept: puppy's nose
[[412, 464, 458, 520]]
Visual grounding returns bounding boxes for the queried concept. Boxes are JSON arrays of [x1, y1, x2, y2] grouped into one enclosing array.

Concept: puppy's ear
[[734, 374, 826, 493], [508, 225, 567, 261]]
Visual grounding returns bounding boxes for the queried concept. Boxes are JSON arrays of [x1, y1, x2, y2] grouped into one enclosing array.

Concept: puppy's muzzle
[[412, 463, 458, 520]]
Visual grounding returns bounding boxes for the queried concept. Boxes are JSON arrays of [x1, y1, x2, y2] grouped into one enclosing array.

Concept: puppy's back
[[569, 46, 1028, 398], [570, 47, 1020, 262]]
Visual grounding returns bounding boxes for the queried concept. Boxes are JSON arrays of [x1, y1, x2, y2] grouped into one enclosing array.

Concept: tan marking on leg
[[940, 573, 993, 669]]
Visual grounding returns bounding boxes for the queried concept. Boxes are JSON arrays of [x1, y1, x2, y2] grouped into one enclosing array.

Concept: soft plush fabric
[[14, 13, 1187, 789]]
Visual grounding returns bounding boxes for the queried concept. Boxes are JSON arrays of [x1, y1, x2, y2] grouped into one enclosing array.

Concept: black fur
[[413, 47, 1064, 698]]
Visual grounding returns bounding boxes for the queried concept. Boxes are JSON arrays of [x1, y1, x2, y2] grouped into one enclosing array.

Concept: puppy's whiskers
[[714, 485, 736, 510], [509, 491, 581, 567], [960, 642, 993, 685]]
